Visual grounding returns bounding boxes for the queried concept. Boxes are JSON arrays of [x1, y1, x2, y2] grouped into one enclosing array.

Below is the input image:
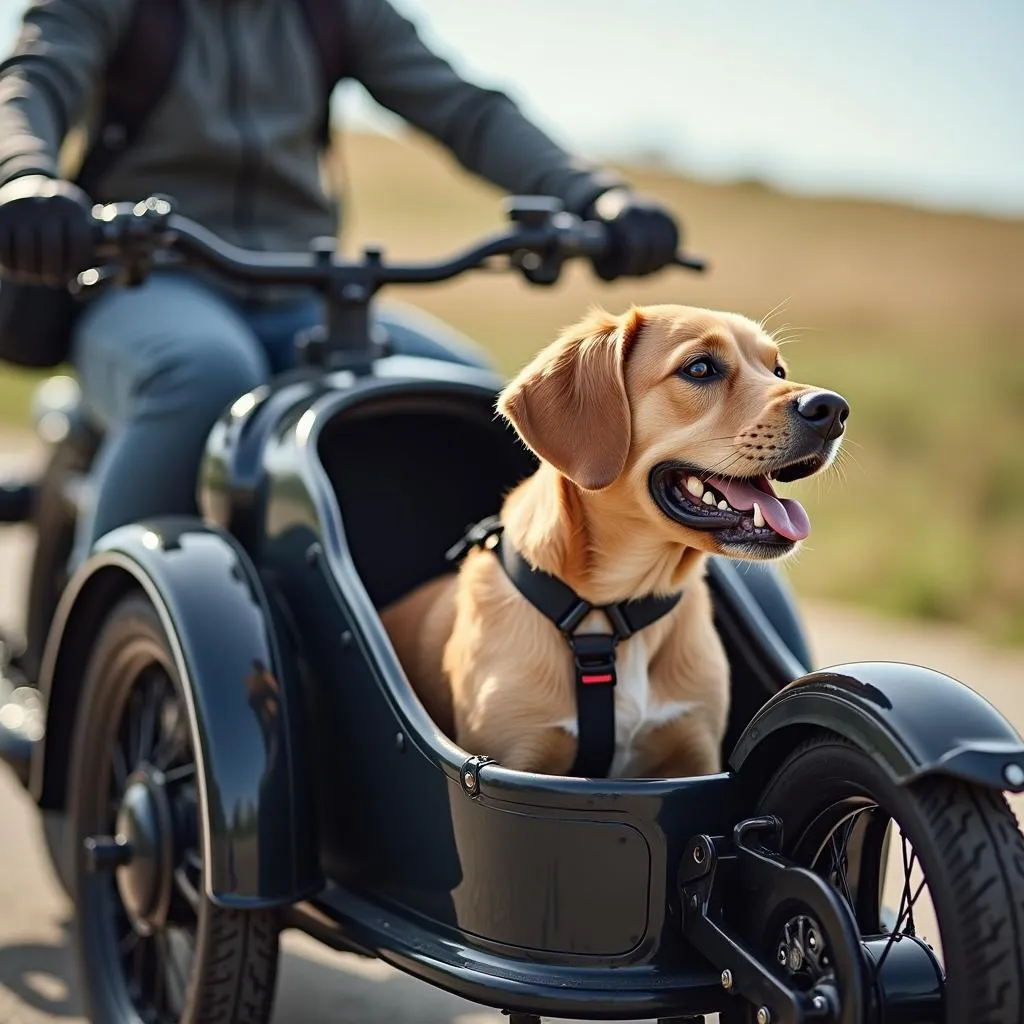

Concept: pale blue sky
[[3, 0, 1023, 216]]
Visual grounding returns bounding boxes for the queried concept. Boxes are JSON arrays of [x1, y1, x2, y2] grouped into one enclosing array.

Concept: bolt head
[[777, 943, 788, 964], [1005, 763, 1024, 788], [812, 995, 827, 1010], [807, 930, 817, 949], [720, 968, 733, 990], [692, 843, 705, 864], [756, 1008, 772, 1024], [463, 771, 476, 790]]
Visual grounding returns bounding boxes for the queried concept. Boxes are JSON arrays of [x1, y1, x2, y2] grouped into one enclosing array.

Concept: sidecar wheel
[[68, 593, 280, 1024], [738, 733, 1024, 1023]]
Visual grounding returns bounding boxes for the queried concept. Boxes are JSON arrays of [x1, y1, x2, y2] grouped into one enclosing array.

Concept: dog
[[381, 304, 848, 779]]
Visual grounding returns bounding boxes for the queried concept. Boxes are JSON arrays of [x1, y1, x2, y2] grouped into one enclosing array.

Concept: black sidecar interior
[[317, 386, 802, 758]]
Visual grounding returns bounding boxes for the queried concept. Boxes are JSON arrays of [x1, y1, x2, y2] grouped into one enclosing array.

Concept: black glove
[[586, 187, 680, 281], [0, 174, 94, 286]]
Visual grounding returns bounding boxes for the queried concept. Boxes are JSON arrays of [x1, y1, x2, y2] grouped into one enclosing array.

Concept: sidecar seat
[[316, 381, 813, 761]]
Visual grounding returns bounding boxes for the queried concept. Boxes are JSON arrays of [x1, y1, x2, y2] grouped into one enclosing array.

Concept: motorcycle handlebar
[[84, 196, 706, 294]]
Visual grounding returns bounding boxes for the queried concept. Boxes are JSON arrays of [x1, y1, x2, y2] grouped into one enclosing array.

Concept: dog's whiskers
[[758, 297, 792, 333]]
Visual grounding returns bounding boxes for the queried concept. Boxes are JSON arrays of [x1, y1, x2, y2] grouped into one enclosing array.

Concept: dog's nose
[[794, 390, 850, 442]]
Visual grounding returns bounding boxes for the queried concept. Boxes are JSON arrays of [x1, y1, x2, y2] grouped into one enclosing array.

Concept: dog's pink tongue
[[710, 476, 811, 542]]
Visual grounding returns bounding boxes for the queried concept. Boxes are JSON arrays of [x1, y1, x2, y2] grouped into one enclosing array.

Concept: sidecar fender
[[32, 517, 322, 909], [729, 661, 1024, 793]]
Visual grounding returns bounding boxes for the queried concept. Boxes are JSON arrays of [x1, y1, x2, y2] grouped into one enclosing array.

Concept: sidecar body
[[28, 354, 1024, 1021]]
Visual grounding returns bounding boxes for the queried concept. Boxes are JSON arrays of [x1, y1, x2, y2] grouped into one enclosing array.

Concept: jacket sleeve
[[0, 0, 133, 188], [342, 0, 624, 214]]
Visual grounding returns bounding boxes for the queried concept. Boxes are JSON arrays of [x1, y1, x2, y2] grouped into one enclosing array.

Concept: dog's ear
[[498, 307, 645, 491]]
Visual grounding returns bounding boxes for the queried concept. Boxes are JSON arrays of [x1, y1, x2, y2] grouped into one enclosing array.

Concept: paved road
[[1, 435, 1023, 1023]]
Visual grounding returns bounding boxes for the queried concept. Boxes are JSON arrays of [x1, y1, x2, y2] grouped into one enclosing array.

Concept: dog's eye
[[681, 359, 718, 381], [774, 365, 787, 379]]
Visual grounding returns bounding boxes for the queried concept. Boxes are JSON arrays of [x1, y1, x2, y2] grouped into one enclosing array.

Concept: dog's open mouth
[[649, 456, 825, 550]]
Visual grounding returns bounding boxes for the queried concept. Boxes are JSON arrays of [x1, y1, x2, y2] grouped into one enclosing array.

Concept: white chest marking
[[553, 630, 697, 777]]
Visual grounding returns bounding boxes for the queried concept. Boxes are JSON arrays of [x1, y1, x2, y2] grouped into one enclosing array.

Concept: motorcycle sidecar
[[30, 352, 1024, 1024]]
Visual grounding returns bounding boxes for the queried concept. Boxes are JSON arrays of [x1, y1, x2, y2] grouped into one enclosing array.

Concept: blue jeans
[[70, 270, 491, 566]]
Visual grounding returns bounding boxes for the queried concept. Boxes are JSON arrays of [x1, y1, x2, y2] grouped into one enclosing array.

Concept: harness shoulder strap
[[294, 0, 356, 146], [75, 0, 187, 196], [449, 518, 683, 779]]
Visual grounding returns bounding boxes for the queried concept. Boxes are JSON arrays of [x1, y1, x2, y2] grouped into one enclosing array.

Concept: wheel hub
[[777, 913, 833, 987], [114, 768, 175, 933]]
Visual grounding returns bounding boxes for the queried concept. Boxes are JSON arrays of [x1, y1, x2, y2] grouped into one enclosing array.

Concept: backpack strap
[[294, 0, 355, 146], [75, 0, 187, 197]]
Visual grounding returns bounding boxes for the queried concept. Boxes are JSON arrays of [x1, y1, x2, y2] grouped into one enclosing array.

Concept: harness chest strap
[[447, 516, 683, 778]]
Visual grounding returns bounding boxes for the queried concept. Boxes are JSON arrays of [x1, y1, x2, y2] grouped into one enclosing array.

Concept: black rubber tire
[[68, 592, 281, 1024], [755, 734, 1024, 1024], [40, 808, 73, 897]]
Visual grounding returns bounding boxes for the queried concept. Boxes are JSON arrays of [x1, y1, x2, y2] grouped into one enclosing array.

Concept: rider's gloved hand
[[586, 187, 680, 281], [0, 174, 93, 286]]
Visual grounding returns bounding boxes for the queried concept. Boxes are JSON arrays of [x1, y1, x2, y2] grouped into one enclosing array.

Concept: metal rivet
[[305, 542, 322, 566], [340, 630, 353, 647], [721, 969, 733, 990], [1005, 763, 1024, 788], [812, 995, 827, 1011], [756, 1008, 772, 1024], [395, 732, 405, 752], [692, 843, 705, 864]]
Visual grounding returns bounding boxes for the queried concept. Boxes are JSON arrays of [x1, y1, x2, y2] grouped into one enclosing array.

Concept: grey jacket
[[0, 0, 622, 255]]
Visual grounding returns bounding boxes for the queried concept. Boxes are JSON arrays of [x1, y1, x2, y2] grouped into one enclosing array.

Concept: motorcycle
[[1, 194, 1024, 1024]]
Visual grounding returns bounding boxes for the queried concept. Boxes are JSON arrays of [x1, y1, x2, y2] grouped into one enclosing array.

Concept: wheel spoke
[[174, 865, 201, 913], [901, 835, 919, 936], [135, 676, 161, 765], [163, 926, 194, 1010], [152, 932, 169, 1016], [132, 932, 147, 989], [876, 834, 927, 969], [163, 762, 196, 784], [152, 690, 185, 769], [119, 928, 140, 956], [829, 824, 857, 910], [111, 741, 130, 790]]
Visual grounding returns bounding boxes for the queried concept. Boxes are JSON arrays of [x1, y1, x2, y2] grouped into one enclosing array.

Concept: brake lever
[[675, 251, 708, 273]]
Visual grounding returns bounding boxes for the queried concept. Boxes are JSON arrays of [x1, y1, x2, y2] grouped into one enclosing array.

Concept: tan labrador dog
[[382, 304, 848, 778]]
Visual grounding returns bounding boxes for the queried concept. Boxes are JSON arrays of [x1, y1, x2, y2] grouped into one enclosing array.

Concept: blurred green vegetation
[[2, 130, 1023, 642]]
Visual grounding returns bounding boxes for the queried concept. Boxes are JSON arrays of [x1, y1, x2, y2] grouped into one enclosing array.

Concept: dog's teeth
[[718, 500, 729, 510], [753, 502, 765, 528], [702, 491, 716, 506], [686, 476, 704, 498]]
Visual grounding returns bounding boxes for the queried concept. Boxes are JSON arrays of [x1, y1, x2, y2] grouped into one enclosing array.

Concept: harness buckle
[[567, 633, 618, 686], [445, 515, 504, 564]]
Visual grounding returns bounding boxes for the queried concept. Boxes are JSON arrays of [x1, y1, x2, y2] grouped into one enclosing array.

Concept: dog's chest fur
[[554, 613, 696, 777]]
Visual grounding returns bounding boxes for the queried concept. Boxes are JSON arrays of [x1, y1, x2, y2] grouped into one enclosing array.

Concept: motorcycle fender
[[33, 517, 322, 909], [729, 661, 1024, 793]]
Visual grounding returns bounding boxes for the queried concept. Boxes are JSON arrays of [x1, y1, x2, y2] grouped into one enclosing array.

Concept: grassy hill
[[2, 129, 1023, 642]]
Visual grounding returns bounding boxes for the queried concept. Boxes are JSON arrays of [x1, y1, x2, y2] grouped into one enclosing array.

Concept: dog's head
[[497, 304, 848, 560]]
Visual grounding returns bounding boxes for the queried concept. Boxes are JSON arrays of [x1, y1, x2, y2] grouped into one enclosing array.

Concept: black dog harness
[[447, 517, 683, 778]]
